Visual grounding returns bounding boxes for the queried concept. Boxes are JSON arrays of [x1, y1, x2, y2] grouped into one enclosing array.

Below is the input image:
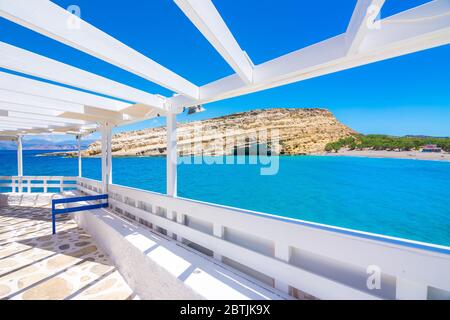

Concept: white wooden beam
[[0, 89, 85, 114], [0, 111, 73, 127], [7, 111, 89, 125], [0, 71, 129, 111], [0, 42, 166, 111], [345, 0, 386, 55], [0, 0, 199, 99], [170, 1, 450, 110], [0, 124, 33, 130], [0, 92, 124, 124], [0, 101, 61, 116], [174, 0, 253, 83], [0, 119, 52, 128]]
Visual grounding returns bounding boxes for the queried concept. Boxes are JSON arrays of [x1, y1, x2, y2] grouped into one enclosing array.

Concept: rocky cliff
[[83, 108, 356, 156]]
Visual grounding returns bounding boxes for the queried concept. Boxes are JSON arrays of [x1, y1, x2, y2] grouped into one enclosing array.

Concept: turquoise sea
[[1, 150, 449, 247]]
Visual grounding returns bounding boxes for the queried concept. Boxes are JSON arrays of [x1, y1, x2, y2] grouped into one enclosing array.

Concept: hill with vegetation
[[325, 135, 450, 153]]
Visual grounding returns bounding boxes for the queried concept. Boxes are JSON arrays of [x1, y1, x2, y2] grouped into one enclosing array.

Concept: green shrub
[[325, 134, 450, 152]]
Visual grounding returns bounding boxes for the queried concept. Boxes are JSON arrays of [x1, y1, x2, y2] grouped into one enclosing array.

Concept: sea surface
[[1, 150, 449, 247]]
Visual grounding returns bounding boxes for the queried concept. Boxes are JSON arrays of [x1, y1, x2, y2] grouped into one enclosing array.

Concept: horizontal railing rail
[[51, 194, 108, 235], [0, 176, 78, 193], [75, 177, 450, 300]]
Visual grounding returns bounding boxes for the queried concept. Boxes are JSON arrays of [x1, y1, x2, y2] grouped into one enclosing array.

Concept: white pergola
[[0, 0, 449, 197]]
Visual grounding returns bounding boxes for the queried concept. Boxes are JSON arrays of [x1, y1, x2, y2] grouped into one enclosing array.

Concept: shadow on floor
[[0, 202, 134, 300]]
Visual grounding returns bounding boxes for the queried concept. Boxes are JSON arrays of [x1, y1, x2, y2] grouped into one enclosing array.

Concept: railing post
[[17, 135, 23, 176], [18, 177, 23, 193], [52, 200, 56, 235], [274, 242, 291, 294], [17, 135, 23, 192], [213, 224, 224, 261], [27, 179, 31, 193], [11, 178, 15, 193], [166, 209, 175, 239], [44, 179, 48, 193], [396, 278, 428, 300], [176, 212, 185, 242]]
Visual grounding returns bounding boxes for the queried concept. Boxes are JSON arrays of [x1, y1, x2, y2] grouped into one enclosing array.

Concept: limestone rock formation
[[83, 108, 356, 156]]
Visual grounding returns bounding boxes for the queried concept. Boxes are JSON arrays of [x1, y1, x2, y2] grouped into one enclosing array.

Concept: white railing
[[77, 177, 450, 300], [0, 176, 78, 193], [77, 177, 103, 195]]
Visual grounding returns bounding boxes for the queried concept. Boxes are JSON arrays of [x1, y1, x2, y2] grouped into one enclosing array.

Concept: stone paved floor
[[0, 195, 135, 300]]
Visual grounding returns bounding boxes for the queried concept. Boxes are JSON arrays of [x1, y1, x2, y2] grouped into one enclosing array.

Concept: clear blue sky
[[1, 0, 449, 140]]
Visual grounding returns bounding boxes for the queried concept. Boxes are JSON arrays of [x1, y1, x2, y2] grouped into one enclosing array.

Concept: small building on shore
[[421, 144, 442, 153]]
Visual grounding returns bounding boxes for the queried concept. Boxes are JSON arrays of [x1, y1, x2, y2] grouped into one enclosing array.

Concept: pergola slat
[[0, 116, 66, 127], [0, 0, 199, 99], [175, 0, 253, 83], [0, 101, 62, 116], [0, 120, 48, 129], [0, 89, 85, 114], [0, 42, 166, 111], [6, 111, 89, 126], [0, 72, 129, 111]]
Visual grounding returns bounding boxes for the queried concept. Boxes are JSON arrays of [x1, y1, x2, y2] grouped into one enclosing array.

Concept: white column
[[166, 112, 177, 197], [77, 134, 82, 177], [17, 134, 23, 193], [101, 123, 113, 194], [165, 112, 178, 239], [17, 134, 23, 176]]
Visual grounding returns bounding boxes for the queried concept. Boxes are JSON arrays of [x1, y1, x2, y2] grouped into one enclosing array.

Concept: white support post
[[77, 134, 82, 177], [213, 224, 224, 261], [166, 112, 177, 197], [274, 243, 291, 294], [167, 210, 176, 240], [176, 212, 186, 243], [396, 278, 428, 300], [101, 123, 113, 194], [17, 134, 23, 192], [166, 112, 177, 239]]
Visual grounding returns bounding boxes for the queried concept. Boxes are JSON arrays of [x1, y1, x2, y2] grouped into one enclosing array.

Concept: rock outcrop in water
[[80, 108, 356, 157]]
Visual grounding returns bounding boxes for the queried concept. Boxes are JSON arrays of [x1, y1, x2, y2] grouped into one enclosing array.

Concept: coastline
[[36, 149, 450, 162], [313, 149, 450, 162]]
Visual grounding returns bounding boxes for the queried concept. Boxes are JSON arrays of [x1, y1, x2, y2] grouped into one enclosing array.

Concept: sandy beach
[[314, 149, 450, 162]]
